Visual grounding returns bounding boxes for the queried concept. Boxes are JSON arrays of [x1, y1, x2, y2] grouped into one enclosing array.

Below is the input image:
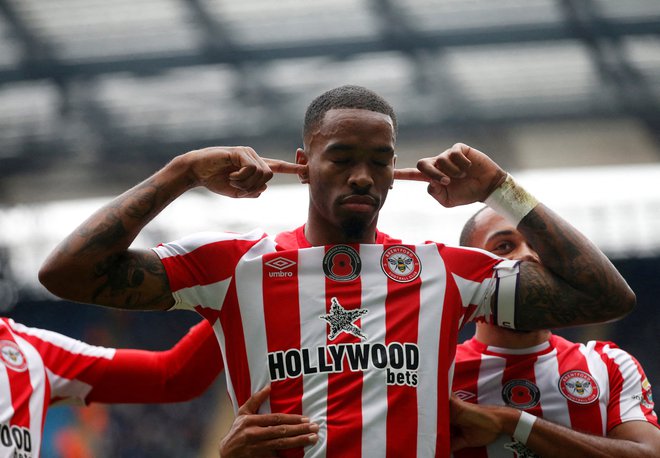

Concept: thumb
[[237, 385, 271, 415]]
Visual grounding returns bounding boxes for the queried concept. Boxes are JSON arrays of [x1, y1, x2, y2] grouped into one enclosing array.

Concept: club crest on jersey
[[320, 297, 368, 341], [322, 245, 361, 282], [0, 340, 28, 372], [502, 379, 541, 409], [380, 246, 421, 283], [559, 370, 600, 404]]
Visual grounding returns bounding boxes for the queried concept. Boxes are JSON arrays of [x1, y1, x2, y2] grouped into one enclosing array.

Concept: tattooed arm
[[415, 143, 635, 329], [39, 146, 280, 310]]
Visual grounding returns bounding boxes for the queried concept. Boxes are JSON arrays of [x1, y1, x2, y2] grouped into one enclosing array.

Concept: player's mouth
[[340, 194, 378, 213]]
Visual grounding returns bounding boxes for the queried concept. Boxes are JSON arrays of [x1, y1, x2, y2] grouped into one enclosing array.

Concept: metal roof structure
[[1, 0, 659, 204]]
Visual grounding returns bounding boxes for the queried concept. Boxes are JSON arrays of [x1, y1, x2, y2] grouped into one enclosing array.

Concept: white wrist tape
[[484, 174, 539, 226], [513, 411, 537, 445]]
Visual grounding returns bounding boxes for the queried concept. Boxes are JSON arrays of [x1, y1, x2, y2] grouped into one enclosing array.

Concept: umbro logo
[[264, 257, 296, 278], [453, 390, 476, 402]]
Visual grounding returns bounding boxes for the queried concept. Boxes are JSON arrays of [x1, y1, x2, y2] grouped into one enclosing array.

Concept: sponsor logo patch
[[323, 245, 361, 282], [381, 246, 421, 283], [502, 379, 541, 409], [0, 340, 28, 372], [558, 370, 600, 404], [320, 297, 368, 341]]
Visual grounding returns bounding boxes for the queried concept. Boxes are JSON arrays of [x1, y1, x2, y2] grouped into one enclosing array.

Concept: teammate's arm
[[39, 147, 301, 310], [450, 396, 660, 458], [412, 143, 635, 329], [86, 320, 223, 404]]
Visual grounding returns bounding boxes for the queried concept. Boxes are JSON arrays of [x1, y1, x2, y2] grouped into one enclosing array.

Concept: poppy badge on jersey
[[502, 379, 541, 409], [323, 245, 361, 282], [559, 370, 600, 404], [0, 340, 28, 372], [381, 246, 421, 283]]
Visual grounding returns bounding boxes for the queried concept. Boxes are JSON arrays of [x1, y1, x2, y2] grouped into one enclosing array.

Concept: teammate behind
[[450, 206, 660, 457]]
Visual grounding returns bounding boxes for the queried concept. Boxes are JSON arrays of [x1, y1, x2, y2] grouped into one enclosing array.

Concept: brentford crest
[[559, 370, 600, 404], [0, 340, 28, 372], [381, 246, 421, 283]]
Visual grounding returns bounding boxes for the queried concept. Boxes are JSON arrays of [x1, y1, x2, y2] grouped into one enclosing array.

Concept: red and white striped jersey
[[452, 334, 659, 458], [153, 225, 517, 457], [0, 317, 115, 458], [0, 317, 221, 458]]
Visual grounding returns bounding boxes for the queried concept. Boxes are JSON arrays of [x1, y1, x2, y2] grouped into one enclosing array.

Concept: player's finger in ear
[[263, 158, 307, 175], [238, 385, 271, 415], [393, 168, 429, 182]]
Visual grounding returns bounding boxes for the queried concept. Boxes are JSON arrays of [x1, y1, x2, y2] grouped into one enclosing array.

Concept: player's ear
[[390, 154, 397, 189], [296, 148, 309, 184]]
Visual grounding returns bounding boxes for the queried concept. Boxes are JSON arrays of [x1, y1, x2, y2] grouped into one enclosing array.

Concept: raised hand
[[396, 143, 507, 208], [184, 147, 306, 199], [219, 386, 319, 458]]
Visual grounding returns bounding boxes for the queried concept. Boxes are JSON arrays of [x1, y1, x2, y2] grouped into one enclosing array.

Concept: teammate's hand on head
[[219, 385, 319, 458], [416, 143, 506, 208]]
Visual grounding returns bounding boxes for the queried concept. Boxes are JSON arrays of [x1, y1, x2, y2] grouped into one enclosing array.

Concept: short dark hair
[[303, 85, 397, 144], [459, 206, 489, 247]]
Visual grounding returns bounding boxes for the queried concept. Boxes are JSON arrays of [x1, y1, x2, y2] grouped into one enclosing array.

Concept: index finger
[[264, 158, 306, 175], [394, 168, 430, 182]]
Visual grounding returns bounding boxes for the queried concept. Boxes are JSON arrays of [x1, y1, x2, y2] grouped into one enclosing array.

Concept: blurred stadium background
[[0, 0, 659, 456]]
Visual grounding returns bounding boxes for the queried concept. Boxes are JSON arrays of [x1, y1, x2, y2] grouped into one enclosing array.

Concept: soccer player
[[0, 317, 225, 457], [38, 85, 635, 456], [449, 206, 660, 457]]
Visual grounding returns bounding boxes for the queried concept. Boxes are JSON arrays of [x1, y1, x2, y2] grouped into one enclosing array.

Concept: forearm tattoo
[[63, 178, 175, 309], [515, 206, 633, 329]]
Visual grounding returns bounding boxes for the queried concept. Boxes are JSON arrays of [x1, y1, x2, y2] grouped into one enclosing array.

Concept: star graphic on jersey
[[504, 440, 539, 458], [319, 297, 368, 341]]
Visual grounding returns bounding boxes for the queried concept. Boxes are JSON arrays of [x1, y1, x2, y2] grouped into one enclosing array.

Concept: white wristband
[[513, 411, 537, 445], [484, 174, 539, 226]]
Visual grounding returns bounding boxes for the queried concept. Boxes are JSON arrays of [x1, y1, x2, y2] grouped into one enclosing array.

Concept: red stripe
[[220, 282, 251, 407], [161, 238, 262, 291], [385, 270, 420, 457], [435, 264, 462, 458], [555, 338, 602, 434], [453, 343, 493, 458], [325, 245, 363, 458], [262, 251, 304, 458], [0, 327, 32, 428], [15, 332, 110, 384]]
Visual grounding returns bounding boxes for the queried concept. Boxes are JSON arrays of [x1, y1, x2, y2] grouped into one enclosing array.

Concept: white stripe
[[477, 353, 509, 457], [534, 348, 571, 426], [13, 335, 45, 458], [236, 237, 275, 414], [151, 229, 265, 259], [416, 244, 446, 457], [8, 320, 115, 360], [0, 364, 12, 424], [601, 343, 648, 423], [172, 277, 231, 312], [298, 247, 328, 458], [214, 320, 238, 412], [46, 368, 93, 406], [581, 342, 609, 434], [359, 245, 388, 458]]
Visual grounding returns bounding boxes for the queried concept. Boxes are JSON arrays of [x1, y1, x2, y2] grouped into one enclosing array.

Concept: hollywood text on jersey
[[268, 341, 420, 387]]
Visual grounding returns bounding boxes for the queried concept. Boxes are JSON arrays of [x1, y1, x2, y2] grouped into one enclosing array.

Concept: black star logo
[[504, 440, 539, 458], [319, 297, 368, 341]]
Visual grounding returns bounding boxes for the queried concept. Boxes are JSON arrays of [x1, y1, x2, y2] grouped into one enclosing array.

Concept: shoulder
[[153, 229, 269, 258]]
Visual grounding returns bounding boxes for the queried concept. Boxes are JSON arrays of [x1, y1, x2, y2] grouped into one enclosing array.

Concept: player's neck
[[474, 323, 550, 349], [304, 217, 378, 245]]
